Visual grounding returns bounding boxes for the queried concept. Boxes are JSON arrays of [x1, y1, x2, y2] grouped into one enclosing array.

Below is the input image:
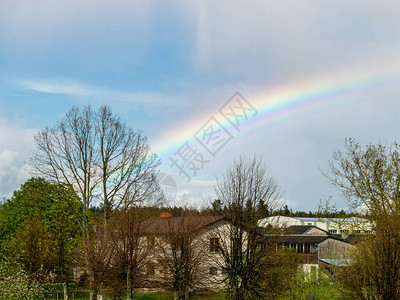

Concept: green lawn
[[41, 289, 351, 300], [41, 291, 227, 300]]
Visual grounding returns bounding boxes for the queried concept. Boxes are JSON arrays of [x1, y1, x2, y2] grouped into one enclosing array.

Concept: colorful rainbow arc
[[152, 60, 400, 162]]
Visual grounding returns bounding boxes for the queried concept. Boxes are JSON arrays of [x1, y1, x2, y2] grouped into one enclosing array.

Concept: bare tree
[[156, 211, 211, 300], [31, 105, 159, 233], [105, 205, 154, 300], [324, 138, 400, 299], [30, 105, 160, 299], [32, 106, 98, 240], [214, 155, 283, 299], [95, 106, 160, 221], [84, 227, 114, 299]]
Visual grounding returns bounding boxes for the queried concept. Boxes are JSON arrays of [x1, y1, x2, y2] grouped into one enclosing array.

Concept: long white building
[[258, 216, 373, 234]]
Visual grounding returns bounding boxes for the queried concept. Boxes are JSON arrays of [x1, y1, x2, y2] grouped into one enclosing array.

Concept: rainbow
[[152, 59, 400, 163]]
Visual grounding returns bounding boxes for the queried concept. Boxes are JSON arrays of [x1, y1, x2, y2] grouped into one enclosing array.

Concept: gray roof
[[345, 234, 368, 244], [258, 235, 330, 244], [285, 225, 329, 235], [319, 259, 353, 266]]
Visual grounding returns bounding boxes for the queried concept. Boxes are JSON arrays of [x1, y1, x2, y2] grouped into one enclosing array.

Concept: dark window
[[209, 267, 218, 275], [210, 238, 220, 252]]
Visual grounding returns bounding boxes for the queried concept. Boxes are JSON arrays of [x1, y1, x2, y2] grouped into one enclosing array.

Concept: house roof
[[344, 234, 367, 244], [258, 234, 331, 244], [285, 225, 329, 235], [139, 215, 226, 235], [330, 234, 343, 239], [319, 258, 353, 267], [285, 225, 314, 234]]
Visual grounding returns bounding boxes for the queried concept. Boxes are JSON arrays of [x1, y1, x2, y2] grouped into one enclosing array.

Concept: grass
[[131, 292, 172, 300], [42, 289, 348, 300], [41, 291, 227, 300]]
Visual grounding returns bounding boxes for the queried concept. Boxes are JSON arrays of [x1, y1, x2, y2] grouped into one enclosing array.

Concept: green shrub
[[285, 267, 340, 300]]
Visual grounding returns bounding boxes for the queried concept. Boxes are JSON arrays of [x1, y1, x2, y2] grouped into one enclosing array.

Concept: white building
[[257, 216, 373, 235]]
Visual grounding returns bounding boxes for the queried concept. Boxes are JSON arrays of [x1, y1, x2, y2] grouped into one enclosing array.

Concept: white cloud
[[189, 0, 400, 80], [158, 167, 217, 207], [21, 80, 94, 96], [0, 117, 36, 199], [19, 78, 186, 107]]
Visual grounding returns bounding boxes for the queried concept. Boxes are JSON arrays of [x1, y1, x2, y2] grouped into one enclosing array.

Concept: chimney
[[160, 212, 172, 219]]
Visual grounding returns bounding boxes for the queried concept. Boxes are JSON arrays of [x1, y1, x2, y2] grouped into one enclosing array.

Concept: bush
[[0, 260, 44, 299], [285, 268, 339, 299]]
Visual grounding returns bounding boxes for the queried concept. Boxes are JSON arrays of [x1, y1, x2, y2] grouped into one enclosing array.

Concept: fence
[[43, 290, 96, 299]]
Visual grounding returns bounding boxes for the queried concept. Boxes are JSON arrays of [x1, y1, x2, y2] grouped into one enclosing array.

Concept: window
[[210, 238, 220, 253], [329, 230, 337, 234], [209, 267, 218, 275], [297, 243, 304, 253]]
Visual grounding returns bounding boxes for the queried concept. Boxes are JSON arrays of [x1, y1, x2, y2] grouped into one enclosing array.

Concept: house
[[136, 213, 355, 292], [138, 212, 231, 290], [257, 225, 354, 272], [258, 215, 373, 236]]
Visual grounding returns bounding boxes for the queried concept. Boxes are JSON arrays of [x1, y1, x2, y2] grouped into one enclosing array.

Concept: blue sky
[[1, 1, 400, 211]]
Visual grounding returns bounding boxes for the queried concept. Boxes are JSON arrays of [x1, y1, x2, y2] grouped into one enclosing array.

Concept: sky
[[1, 1, 400, 211]]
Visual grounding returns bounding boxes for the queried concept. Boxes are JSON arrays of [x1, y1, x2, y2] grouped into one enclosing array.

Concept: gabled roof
[[285, 225, 329, 235], [139, 215, 226, 235]]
